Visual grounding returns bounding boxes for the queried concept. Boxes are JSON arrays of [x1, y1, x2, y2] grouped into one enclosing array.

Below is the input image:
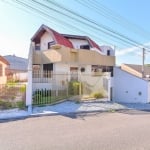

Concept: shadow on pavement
[[61, 111, 108, 120], [117, 109, 150, 115], [0, 116, 28, 123]]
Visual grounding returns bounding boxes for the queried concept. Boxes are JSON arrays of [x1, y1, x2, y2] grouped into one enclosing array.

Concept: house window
[[35, 44, 40, 50], [43, 63, 53, 78], [0, 64, 3, 76], [5, 67, 9, 76], [70, 67, 78, 81], [80, 67, 85, 72], [48, 41, 55, 49], [107, 50, 110, 56], [32, 64, 40, 78], [80, 45, 90, 50]]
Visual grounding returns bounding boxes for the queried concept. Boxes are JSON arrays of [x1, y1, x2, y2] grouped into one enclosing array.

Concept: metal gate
[[32, 71, 111, 105]]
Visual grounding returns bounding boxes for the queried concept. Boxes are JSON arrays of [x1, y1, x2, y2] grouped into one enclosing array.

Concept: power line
[[44, 0, 150, 50], [10, 0, 114, 46], [77, 0, 150, 40], [4, 0, 150, 53]]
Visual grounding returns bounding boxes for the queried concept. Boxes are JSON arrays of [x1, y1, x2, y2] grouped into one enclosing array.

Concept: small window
[[35, 44, 40, 50], [48, 41, 55, 49], [0, 64, 3, 76], [107, 50, 110, 56], [80, 45, 90, 50], [32, 64, 40, 78], [80, 67, 85, 72]]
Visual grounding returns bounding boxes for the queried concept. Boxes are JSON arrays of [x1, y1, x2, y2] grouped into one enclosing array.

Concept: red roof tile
[[88, 38, 101, 51], [52, 30, 73, 48]]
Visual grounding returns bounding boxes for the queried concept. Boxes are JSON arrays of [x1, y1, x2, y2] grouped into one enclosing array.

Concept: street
[[0, 111, 150, 150]]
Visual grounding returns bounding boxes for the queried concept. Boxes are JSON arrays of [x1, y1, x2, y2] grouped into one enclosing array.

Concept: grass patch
[[0, 99, 26, 110], [0, 100, 12, 110], [16, 101, 25, 109]]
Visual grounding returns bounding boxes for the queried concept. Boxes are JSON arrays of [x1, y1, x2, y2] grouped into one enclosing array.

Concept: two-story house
[[26, 24, 116, 106]]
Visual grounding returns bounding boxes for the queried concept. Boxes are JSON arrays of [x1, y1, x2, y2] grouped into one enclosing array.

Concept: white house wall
[[13, 72, 27, 82], [148, 82, 150, 103], [100, 46, 115, 56], [113, 67, 148, 103], [68, 39, 89, 49], [40, 32, 54, 50]]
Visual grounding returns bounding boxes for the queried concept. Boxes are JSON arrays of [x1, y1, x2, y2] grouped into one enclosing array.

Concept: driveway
[[1, 100, 150, 120]]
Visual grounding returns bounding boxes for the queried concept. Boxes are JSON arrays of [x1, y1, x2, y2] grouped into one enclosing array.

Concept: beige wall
[[121, 64, 142, 78], [32, 45, 115, 66], [0, 61, 8, 84]]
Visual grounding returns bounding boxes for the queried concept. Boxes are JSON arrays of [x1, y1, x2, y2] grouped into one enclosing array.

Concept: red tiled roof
[[52, 30, 73, 48], [32, 25, 101, 50], [88, 38, 101, 51]]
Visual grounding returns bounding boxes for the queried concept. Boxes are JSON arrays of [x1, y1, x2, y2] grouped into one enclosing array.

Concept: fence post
[[26, 43, 33, 113], [26, 69, 32, 113], [107, 76, 111, 101]]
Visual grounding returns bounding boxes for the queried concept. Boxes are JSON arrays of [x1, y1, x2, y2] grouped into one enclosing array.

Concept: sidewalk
[[1, 100, 150, 120]]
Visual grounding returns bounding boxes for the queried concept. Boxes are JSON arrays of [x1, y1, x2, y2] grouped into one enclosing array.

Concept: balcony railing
[[32, 70, 52, 83]]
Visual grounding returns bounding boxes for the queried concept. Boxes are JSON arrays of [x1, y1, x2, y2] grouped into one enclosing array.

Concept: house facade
[[0, 55, 9, 84], [26, 24, 116, 106], [113, 64, 150, 103], [4, 55, 28, 82]]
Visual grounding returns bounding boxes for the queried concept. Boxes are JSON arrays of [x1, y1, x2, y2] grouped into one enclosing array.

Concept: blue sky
[[0, 0, 150, 65]]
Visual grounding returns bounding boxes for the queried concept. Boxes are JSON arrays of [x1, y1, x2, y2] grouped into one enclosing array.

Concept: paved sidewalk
[[1, 100, 150, 120], [0, 108, 29, 120]]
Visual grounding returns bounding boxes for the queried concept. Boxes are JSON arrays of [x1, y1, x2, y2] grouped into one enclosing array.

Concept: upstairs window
[[107, 50, 110, 56], [80, 45, 90, 50], [35, 44, 40, 50], [48, 41, 55, 49]]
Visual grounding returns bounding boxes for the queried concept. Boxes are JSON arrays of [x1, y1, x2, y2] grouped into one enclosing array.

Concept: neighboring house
[[113, 64, 150, 103], [0, 55, 9, 84], [4, 55, 28, 82], [26, 24, 116, 106]]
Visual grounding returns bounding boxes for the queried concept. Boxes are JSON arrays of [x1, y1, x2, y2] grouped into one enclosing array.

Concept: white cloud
[[116, 46, 139, 56], [116, 42, 150, 56]]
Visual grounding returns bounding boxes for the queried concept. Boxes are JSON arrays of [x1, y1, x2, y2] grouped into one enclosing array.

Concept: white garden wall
[[113, 67, 149, 103]]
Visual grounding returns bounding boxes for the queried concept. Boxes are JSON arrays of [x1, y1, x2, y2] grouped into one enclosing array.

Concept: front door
[[70, 67, 78, 81]]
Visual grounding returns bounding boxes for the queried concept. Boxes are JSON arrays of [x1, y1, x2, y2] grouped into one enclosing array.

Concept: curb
[[0, 108, 129, 122], [2, 107, 150, 122]]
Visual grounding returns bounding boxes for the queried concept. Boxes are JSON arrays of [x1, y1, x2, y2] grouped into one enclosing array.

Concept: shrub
[[68, 81, 82, 95], [20, 86, 26, 93], [0, 100, 12, 110], [91, 92, 104, 99]]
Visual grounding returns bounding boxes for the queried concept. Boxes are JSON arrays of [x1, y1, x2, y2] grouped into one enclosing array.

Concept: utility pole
[[142, 48, 145, 78]]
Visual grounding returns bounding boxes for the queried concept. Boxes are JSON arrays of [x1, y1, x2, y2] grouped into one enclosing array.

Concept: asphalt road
[[0, 110, 150, 150]]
